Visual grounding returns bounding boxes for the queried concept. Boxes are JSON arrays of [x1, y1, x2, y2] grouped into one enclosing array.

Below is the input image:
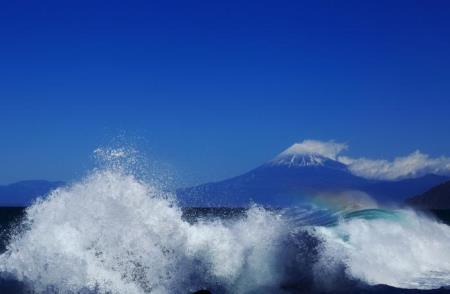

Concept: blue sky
[[1, 0, 450, 186]]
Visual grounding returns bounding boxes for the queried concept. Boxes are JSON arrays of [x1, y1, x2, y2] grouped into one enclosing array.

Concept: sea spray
[[313, 210, 450, 289], [0, 169, 287, 293], [1, 149, 450, 293]]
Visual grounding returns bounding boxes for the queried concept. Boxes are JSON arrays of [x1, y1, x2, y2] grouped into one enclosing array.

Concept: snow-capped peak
[[279, 140, 347, 160], [269, 140, 348, 168], [271, 153, 328, 167]]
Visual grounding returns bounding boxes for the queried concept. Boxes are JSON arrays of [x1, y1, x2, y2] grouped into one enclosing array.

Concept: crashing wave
[[1, 150, 450, 293]]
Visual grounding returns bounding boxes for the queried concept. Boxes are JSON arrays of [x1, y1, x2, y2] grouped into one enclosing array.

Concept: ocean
[[0, 169, 450, 293]]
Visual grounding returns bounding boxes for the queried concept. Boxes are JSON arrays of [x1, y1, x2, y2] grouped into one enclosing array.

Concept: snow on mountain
[[269, 141, 348, 170], [270, 153, 327, 167], [276, 140, 347, 160], [177, 141, 449, 207]]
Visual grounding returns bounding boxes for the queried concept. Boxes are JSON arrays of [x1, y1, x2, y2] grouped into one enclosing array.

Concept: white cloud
[[280, 139, 348, 160], [281, 139, 450, 180], [339, 151, 450, 180]]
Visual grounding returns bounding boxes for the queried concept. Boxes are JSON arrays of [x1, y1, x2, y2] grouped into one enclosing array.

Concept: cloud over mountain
[[289, 140, 450, 180], [340, 151, 450, 180], [278, 140, 348, 160]]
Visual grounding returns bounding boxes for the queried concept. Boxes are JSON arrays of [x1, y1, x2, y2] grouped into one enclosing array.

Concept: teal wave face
[[320, 209, 405, 243], [343, 208, 402, 222], [292, 208, 405, 228], [281, 207, 404, 228]]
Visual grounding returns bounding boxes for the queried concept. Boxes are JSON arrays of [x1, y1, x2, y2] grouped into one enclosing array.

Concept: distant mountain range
[[1, 144, 449, 208], [177, 144, 449, 207], [406, 180, 450, 209], [0, 180, 65, 206]]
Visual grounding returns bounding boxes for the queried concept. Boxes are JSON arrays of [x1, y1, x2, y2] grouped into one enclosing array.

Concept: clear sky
[[1, 0, 450, 187]]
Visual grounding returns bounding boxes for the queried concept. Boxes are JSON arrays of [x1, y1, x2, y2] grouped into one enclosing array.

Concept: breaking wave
[[0, 151, 449, 293], [0, 169, 288, 293], [314, 209, 450, 290]]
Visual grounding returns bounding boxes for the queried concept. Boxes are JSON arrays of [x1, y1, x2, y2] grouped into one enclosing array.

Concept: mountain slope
[[177, 145, 449, 207], [178, 164, 365, 207], [0, 180, 65, 206], [406, 180, 450, 209]]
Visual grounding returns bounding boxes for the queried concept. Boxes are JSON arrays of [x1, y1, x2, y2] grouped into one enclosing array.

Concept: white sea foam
[[1, 150, 450, 293], [314, 210, 450, 289], [0, 169, 287, 293]]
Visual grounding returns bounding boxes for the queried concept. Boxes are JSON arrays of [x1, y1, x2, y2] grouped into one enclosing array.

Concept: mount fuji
[[177, 144, 448, 207]]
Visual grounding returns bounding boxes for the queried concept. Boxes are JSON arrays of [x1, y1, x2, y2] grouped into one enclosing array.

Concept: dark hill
[[406, 180, 450, 209]]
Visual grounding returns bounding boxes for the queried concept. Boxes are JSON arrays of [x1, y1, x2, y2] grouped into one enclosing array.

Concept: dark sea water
[[0, 170, 450, 293]]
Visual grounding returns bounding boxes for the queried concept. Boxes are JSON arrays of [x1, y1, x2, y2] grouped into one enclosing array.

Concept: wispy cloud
[[284, 139, 450, 180], [339, 151, 450, 180], [280, 139, 348, 160]]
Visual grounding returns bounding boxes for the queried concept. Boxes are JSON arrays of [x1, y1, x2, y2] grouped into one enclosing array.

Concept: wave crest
[[0, 169, 287, 293], [1, 165, 450, 293]]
